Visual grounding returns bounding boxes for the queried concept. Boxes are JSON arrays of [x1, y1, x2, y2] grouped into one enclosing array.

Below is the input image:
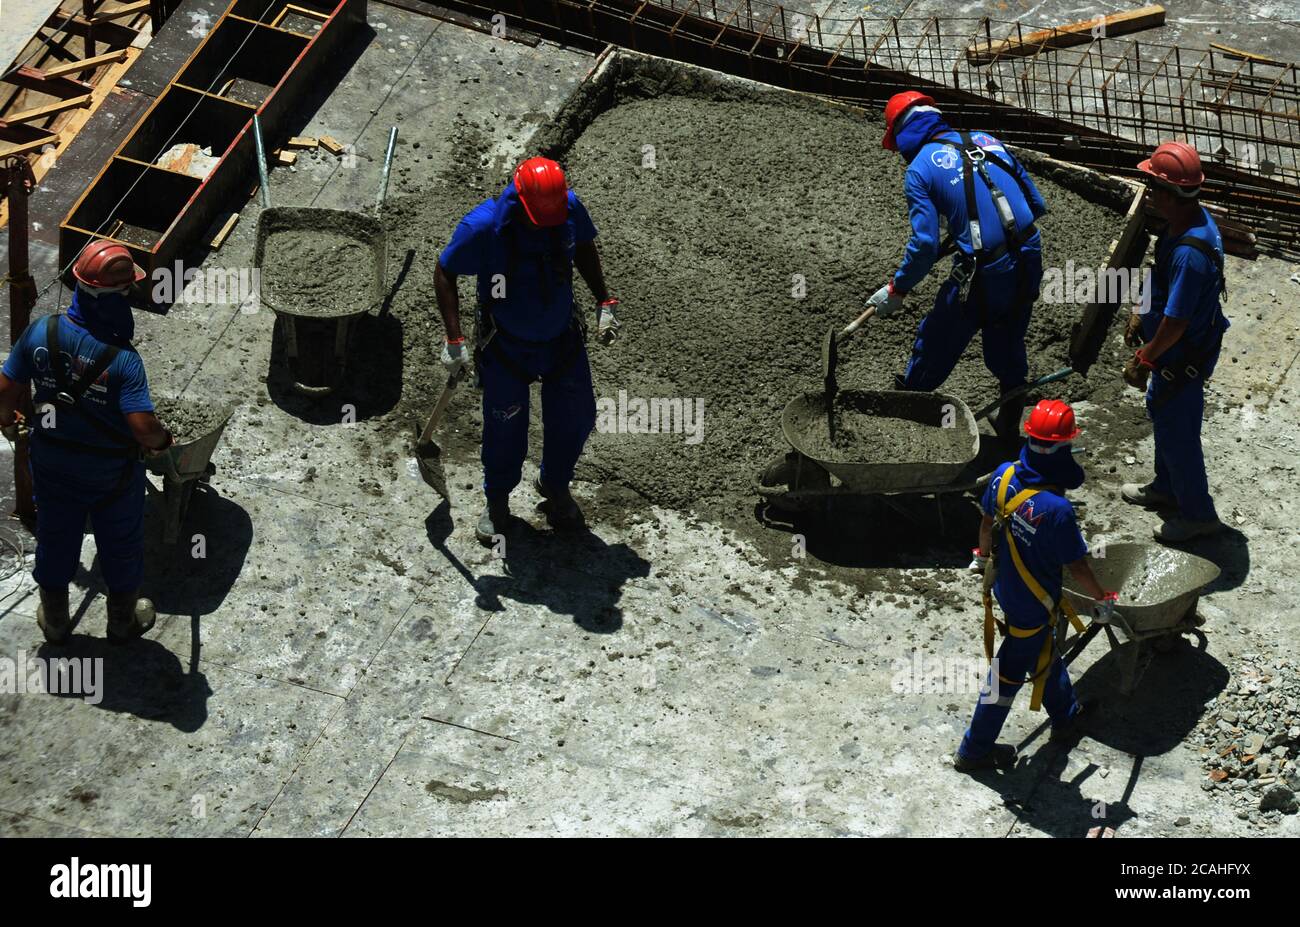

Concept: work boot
[[953, 743, 1016, 773], [106, 590, 156, 645], [1154, 517, 1224, 544], [1121, 482, 1175, 508], [534, 475, 583, 531], [476, 497, 512, 546], [36, 585, 71, 646]]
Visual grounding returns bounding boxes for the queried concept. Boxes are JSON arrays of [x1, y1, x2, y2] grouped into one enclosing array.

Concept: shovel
[[414, 369, 464, 499], [821, 305, 877, 440], [971, 366, 1074, 422]]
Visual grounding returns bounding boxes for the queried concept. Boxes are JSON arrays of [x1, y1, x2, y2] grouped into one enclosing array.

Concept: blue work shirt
[[439, 181, 598, 341], [1140, 206, 1229, 374], [3, 309, 153, 461], [982, 460, 1088, 628], [895, 129, 1047, 294]]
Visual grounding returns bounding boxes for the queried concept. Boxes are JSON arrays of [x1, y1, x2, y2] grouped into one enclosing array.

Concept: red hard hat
[[513, 157, 569, 227], [882, 91, 936, 151], [1024, 399, 1081, 443], [72, 239, 145, 290], [1138, 141, 1204, 190]]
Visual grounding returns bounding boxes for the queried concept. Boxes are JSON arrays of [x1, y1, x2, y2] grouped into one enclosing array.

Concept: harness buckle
[[965, 147, 986, 163], [1160, 367, 1177, 382], [55, 391, 75, 405], [1183, 363, 1201, 379]]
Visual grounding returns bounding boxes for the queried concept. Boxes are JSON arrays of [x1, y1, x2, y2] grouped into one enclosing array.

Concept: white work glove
[[1093, 591, 1119, 624], [441, 337, 469, 376], [866, 281, 905, 318], [597, 298, 621, 344], [968, 547, 989, 573]]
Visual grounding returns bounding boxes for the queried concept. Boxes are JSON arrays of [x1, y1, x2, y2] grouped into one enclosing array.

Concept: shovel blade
[[414, 427, 450, 499]]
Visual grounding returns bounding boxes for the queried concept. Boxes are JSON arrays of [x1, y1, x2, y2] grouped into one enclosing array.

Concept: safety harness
[[981, 462, 1087, 711], [1147, 234, 1228, 412], [475, 223, 586, 386]]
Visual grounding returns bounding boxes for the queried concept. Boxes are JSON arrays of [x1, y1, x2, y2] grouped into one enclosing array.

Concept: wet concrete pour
[[1, 10, 1298, 838]]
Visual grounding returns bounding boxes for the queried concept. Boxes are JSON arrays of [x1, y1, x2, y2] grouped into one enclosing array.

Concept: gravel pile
[[1196, 655, 1300, 824]]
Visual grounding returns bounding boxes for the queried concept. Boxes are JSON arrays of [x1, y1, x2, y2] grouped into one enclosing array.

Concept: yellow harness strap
[[983, 463, 1088, 711]]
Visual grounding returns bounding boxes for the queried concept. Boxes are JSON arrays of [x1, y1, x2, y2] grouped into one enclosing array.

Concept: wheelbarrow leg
[[161, 475, 194, 546]]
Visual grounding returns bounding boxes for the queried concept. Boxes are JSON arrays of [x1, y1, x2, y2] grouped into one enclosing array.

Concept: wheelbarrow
[[756, 389, 984, 511], [146, 399, 236, 545], [1060, 542, 1220, 693], [252, 126, 397, 396]]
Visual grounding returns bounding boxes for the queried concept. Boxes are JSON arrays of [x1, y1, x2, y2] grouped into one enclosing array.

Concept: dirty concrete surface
[[1, 4, 1299, 839]]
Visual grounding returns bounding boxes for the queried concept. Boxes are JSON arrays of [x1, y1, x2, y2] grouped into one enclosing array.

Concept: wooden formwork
[[57, 0, 366, 308]]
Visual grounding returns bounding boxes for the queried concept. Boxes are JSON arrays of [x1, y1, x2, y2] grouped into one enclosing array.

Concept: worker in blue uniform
[[866, 91, 1048, 438], [434, 157, 620, 544], [0, 240, 173, 645], [1120, 141, 1228, 544], [957, 400, 1116, 771]]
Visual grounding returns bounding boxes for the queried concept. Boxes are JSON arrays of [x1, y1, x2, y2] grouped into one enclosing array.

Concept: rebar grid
[[443, 0, 1300, 249]]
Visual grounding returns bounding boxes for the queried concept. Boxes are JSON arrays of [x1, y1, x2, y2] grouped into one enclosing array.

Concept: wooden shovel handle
[[840, 305, 876, 339], [418, 372, 461, 444]]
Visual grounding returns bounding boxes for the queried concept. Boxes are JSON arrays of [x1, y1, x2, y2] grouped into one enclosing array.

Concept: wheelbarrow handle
[[376, 126, 398, 215]]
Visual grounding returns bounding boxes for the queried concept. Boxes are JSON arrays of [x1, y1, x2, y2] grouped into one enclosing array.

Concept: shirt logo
[[1013, 499, 1047, 535], [931, 148, 960, 171]]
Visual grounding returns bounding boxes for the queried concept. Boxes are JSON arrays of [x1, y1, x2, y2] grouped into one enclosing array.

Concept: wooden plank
[[40, 49, 129, 78], [285, 135, 318, 149], [1, 93, 93, 126], [0, 133, 59, 158], [1208, 42, 1291, 68], [2, 67, 94, 99], [966, 5, 1166, 65], [272, 148, 297, 165], [90, 1, 152, 24], [318, 134, 344, 154], [209, 211, 240, 249]]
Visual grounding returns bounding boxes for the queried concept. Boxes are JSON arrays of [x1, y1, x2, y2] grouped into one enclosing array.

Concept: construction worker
[[0, 240, 172, 644], [433, 156, 619, 544], [1121, 141, 1228, 543], [868, 91, 1048, 437], [957, 400, 1117, 771]]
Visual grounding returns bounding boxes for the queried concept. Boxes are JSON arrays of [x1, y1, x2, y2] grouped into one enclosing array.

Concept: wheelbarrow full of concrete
[[146, 398, 236, 545], [756, 389, 983, 515], [1061, 542, 1221, 693], [253, 206, 386, 396]]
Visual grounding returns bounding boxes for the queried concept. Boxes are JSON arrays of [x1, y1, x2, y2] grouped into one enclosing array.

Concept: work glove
[[1122, 311, 1144, 348], [1122, 350, 1153, 391], [441, 337, 469, 377], [866, 281, 905, 319], [1, 411, 25, 443], [1092, 591, 1120, 624], [967, 547, 989, 573], [597, 298, 621, 344]]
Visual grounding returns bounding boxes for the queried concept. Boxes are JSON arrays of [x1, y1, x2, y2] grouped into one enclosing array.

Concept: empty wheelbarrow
[[147, 398, 236, 545], [1061, 542, 1220, 693]]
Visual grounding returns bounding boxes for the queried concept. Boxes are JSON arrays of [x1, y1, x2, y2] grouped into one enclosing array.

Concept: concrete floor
[[1, 3, 1299, 837]]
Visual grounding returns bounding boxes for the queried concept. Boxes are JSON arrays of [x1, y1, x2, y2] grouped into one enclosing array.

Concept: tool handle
[[973, 366, 1074, 420], [252, 115, 271, 208], [376, 126, 398, 215], [418, 372, 460, 443], [840, 305, 876, 339]]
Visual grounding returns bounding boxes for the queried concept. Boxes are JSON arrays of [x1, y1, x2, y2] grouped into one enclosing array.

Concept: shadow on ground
[[958, 634, 1227, 837], [35, 636, 212, 733], [425, 501, 651, 633]]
